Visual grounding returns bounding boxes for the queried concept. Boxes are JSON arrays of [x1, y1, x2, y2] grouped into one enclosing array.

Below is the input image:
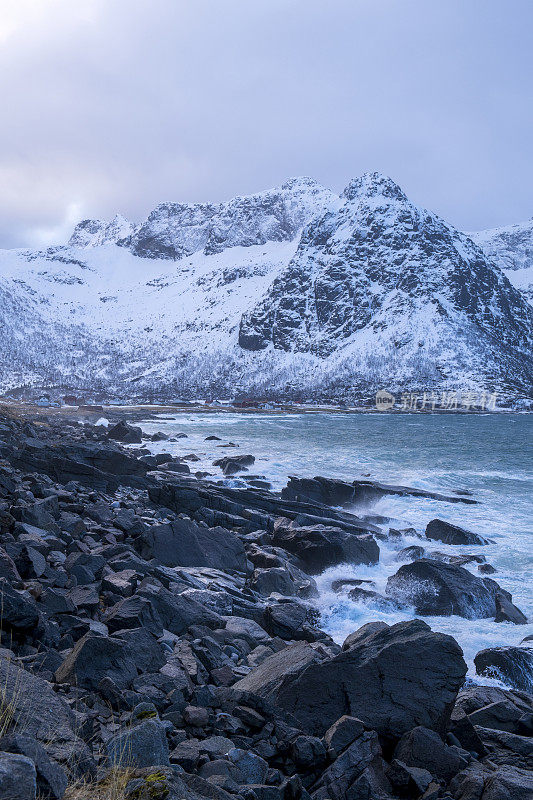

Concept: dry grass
[[0, 684, 17, 738], [64, 767, 134, 800]]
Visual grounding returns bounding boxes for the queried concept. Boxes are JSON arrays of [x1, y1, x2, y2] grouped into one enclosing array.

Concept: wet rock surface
[[0, 409, 529, 799]]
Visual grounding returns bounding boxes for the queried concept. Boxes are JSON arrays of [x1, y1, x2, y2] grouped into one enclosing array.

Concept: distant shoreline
[[0, 398, 527, 426]]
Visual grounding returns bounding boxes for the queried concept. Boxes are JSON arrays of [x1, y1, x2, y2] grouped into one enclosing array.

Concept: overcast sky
[[0, 0, 531, 248]]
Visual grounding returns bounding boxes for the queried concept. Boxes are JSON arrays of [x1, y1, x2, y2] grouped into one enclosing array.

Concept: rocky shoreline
[[0, 411, 530, 799]]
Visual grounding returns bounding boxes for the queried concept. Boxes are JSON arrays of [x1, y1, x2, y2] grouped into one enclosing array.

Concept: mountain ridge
[[0, 173, 531, 402]]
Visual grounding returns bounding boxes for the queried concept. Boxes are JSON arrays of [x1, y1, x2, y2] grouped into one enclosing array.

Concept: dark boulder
[[0, 548, 21, 582], [474, 726, 533, 770], [323, 716, 366, 758], [213, 455, 255, 475], [450, 764, 533, 800], [282, 476, 478, 506], [138, 518, 247, 573], [386, 559, 524, 619], [312, 725, 392, 800], [251, 566, 317, 599], [394, 726, 468, 782], [395, 544, 425, 562], [495, 592, 528, 624], [0, 578, 40, 632], [425, 518, 489, 546], [106, 718, 170, 768], [105, 584, 223, 637], [55, 632, 138, 690], [235, 620, 467, 740], [263, 601, 320, 641], [0, 654, 93, 774], [347, 586, 405, 612], [107, 420, 143, 444], [385, 760, 432, 797], [233, 641, 326, 698], [474, 646, 533, 692], [0, 752, 37, 800], [0, 733, 68, 800], [272, 523, 379, 573], [114, 627, 166, 673], [11, 438, 150, 491]]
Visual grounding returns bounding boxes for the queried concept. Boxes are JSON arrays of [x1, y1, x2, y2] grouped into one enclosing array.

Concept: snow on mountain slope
[[0, 238, 299, 393], [69, 214, 138, 248], [239, 173, 533, 391], [468, 218, 533, 304], [121, 177, 338, 260], [0, 174, 531, 400]]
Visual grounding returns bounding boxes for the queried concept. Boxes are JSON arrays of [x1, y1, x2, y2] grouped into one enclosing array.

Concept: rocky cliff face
[[239, 173, 533, 389], [93, 177, 337, 260]]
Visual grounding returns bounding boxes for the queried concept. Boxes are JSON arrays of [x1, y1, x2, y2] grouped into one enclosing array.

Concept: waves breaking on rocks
[[0, 406, 530, 799]]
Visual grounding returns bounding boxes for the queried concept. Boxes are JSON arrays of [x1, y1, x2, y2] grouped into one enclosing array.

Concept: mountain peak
[[342, 172, 407, 203], [279, 176, 322, 191]]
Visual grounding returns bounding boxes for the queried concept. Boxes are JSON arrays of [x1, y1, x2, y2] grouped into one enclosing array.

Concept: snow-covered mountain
[[468, 218, 533, 303], [0, 174, 531, 401]]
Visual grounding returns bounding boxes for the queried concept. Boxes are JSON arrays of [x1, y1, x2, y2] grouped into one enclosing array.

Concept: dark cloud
[[0, 0, 531, 247]]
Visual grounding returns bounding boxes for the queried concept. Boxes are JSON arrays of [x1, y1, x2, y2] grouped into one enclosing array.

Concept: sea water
[[140, 411, 532, 680]]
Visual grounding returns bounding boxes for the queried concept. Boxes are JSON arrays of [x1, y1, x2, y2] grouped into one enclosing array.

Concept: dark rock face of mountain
[[239, 173, 533, 389]]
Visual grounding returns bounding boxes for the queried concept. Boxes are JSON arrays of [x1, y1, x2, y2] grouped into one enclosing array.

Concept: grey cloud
[[0, 0, 531, 248]]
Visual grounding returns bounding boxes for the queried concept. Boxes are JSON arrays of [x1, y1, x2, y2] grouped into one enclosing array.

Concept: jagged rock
[[263, 601, 318, 641], [0, 654, 93, 774], [251, 566, 316, 599], [0, 733, 67, 800], [105, 584, 222, 636], [55, 632, 138, 690], [213, 455, 256, 475], [394, 726, 468, 781], [312, 725, 391, 800], [475, 726, 533, 770], [385, 759, 432, 797], [425, 518, 489, 546], [138, 518, 247, 573], [396, 544, 425, 562], [448, 708, 487, 755], [281, 476, 477, 507], [347, 586, 404, 612], [385, 559, 522, 619], [235, 620, 467, 740], [323, 716, 366, 758], [107, 420, 143, 444], [228, 748, 269, 784], [11, 438, 150, 492], [450, 763, 533, 800], [495, 592, 528, 624], [341, 621, 388, 651], [0, 547, 21, 582], [222, 617, 271, 648], [0, 578, 40, 632], [106, 718, 170, 768], [474, 646, 533, 692], [272, 524, 379, 573], [0, 752, 37, 800]]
